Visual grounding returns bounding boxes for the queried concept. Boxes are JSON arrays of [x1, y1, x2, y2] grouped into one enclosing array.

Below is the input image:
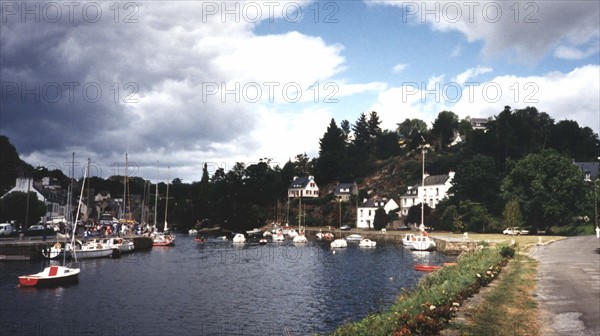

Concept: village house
[[287, 176, 320, 198], [334, 182, 358, 202], [356, 197, 399, 229], [0, 177, 67, 223], [400, 171, 455, 217], [574, 161, 599, 181]]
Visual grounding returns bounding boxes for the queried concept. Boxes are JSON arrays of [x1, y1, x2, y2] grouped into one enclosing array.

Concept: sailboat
[[152, 163, 174, 247], [19, 155, 82, 287], [292, 198, 307, 244]]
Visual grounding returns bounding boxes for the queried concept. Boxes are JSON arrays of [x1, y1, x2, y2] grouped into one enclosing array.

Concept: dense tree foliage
[[2, 104, 598, 233], [501, 150, 588, 232], [0, 192, 47, 227]]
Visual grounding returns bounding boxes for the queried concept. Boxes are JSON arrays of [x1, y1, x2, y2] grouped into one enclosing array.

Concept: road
[[532, 236, 600, 336]]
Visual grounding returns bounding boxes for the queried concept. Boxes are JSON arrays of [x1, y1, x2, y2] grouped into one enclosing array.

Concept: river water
[[0, 234, 450, 335]]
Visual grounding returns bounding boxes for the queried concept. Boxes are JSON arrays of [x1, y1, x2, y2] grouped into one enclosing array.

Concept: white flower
[[429, 305, 436, 311]]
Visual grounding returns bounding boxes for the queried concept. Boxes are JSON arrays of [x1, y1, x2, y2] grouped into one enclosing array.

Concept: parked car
[[23, 224, 56, 237], [0, 223, 15, 236], [502, 227, 529, 235], [340, 225, 351, 231]]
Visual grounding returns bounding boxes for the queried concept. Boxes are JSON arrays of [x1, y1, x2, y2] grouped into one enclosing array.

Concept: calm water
[[0, 234, 450, 335]]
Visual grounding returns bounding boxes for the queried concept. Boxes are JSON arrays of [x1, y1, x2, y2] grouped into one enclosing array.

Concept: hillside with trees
[[1, 105, 598, 234]]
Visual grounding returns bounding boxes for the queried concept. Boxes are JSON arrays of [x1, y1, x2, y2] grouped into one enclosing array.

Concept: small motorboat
[[194, 236, 206, 243], [358, 238, 376, 248], [272, 230, 285, 242], [414, 264, 442, 272], [330, 238, 347, 248], [19, 265, 80, 288], [188, 229, 198, 235], [292, 233, 308, 244], [259, 238, 268, 245], [404, 233, 436, 251], [232, 233, 246, 243], [346, 234, 363, 242], [152, 233, 175, 247]]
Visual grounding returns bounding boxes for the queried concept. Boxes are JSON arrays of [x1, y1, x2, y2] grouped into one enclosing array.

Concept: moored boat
[[232, 233, 246, 243], [414, 264, 442, 272], [330, 238, 347, 248], [358, 238, 376, 248], [153, 233, 175, 247], [403, 233, 436, 251], [346, 234, 363, 242], [19, 265, 80, 287]]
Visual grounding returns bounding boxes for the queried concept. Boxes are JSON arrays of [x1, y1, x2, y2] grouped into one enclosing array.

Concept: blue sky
[[1, 1, 598, 181]]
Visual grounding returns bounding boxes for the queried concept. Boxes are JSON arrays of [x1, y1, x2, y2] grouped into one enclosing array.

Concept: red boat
[[19, 265, 80, 287], [194, 236, 205, 243], [414, 264, 442, 272]]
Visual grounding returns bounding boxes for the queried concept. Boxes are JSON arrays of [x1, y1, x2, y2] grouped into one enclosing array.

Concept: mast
[[71, 158, 90, 263], [154, 161, 159, 230], [164, 166, 170, 232], [420, 145, 427, 230]]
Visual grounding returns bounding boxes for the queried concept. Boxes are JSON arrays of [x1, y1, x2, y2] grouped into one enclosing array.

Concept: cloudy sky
[[1, 0, 599, 182]]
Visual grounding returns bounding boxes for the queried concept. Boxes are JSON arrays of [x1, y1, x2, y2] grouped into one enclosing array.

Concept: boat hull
[[19, 266, 80, 287], [414, 264, 441, 272]]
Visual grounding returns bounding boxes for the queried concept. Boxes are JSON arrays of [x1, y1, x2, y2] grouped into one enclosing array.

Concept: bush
[[499, 245, 515, 259]]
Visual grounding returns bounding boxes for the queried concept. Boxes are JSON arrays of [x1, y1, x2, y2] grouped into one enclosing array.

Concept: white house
[[0, 177, 67, 222], [288, 176, 320, 198], [400, 171, 455, 217], [356, 197, 399, 229]]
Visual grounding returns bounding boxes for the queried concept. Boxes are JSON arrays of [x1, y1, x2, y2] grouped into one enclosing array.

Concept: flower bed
[[331, 246, 512, 336]]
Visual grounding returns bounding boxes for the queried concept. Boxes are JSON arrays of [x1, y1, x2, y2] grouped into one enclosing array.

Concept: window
[[436, 188, 439, 196]]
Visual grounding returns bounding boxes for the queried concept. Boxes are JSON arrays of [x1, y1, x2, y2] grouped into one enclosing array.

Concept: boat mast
[[420, 144, 427, 230], [71, 158, 90, 263], [154, 161, 159, 231], [164, 166, 170, 232]]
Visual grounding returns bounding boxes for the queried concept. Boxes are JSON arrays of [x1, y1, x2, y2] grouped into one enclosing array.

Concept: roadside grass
[[330, 247, 509, 336], [449, 255, 540, 336]]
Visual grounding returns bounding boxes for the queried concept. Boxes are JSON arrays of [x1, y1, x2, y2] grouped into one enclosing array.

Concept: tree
[[0, 192, 46, 227], [316, 119, 346, 184], [449, 154, 501, 214], [501, 150, 587, 232], [397, 118, 427, 140], [502, 199, 522, 228], [373, 208, 388, 230], [430, 111, 459, 150]]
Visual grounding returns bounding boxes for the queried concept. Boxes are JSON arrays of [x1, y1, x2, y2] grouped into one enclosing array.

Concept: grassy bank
[[448, 255, 539, 335], [331, 246, 513, 336]]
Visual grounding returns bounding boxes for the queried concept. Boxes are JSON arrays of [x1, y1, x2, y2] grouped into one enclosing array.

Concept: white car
[[502, 227, 529, 235], [0, 223, 15, 236]]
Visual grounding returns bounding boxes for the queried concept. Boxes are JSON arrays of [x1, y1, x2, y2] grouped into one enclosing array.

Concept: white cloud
[[392, 63, 407, 73], [370, 1, 600, 62], [452, 65, 493, 85], [554, 44, 600, 60], [368, 65, 600, 134]]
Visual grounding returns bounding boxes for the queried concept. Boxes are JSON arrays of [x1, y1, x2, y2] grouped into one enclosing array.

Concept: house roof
[[574, 162, 599, 180], [424, 174, 450, 186], [359, 198, 388, 208], [334, 182, 356, 195], [289, 176, 313, 189]]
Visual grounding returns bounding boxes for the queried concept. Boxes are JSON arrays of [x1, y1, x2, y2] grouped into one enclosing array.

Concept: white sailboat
[[153, 163, 174, 247], [20, 155, 83, 287]]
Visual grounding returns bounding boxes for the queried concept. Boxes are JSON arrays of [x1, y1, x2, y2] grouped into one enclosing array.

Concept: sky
[[1, 0, 599, 182]]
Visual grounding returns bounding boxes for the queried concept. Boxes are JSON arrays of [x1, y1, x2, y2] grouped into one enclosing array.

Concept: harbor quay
[[0, 236, 153, 261]]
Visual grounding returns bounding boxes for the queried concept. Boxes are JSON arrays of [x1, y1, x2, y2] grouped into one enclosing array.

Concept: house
[[466, 116, 492, 131], [288, 176, 320, 198], [356, 197, 399, 229], [0, 177, 67, 222], [573, 161, 599, 181], [400, 171, 455, 216], [334, 182, 358, 202]]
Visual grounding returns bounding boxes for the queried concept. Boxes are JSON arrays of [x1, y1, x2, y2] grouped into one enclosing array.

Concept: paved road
[[532, 236, 600, 336]]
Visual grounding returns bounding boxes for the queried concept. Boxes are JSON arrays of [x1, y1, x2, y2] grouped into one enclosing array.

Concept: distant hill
[[0, 135, 30, 194]]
